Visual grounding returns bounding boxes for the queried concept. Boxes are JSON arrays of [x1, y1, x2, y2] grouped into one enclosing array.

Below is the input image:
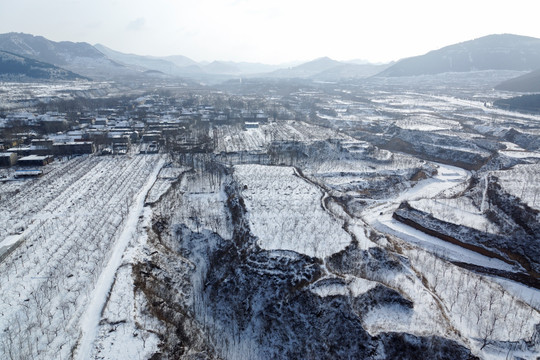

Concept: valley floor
[[1, 81, 540, 359]]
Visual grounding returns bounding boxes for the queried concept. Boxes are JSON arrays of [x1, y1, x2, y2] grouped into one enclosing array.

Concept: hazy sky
[[1, 0, 539, 64]]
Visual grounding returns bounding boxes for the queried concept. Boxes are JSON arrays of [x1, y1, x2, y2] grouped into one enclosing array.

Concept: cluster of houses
[[0, 95, 272, 175], [0, 138, 95, 175]]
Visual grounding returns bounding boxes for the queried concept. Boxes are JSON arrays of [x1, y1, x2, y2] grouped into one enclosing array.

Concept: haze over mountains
[[1, 32, 540, 85]]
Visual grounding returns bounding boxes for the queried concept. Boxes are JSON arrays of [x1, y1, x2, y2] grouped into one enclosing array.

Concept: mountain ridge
[[0, 50, 88, 81], [2, 32, 540, 82], [93, 43, 203, 76], [377, 34, 540, 77], [0, 33, 149, 80]]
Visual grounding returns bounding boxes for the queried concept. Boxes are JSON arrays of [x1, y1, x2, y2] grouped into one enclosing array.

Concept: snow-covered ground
[[160, 169, 233, 240], [213, 120, 352, 154], [310, 275, 378, 298], [234, 164, 352, 258], [76, 157, 165, 360], [408, 197, 500, 233], [361, 163, 521, 272], [396, 115, 462, 132], [357, 160, 540, 357], [494, 163, 540, 211], [407, 246, 540, 356], [145, 165, 189, 204], [1, 83, 539, 359], [0, 153, 165, 360], [0, 81, 114, 109]]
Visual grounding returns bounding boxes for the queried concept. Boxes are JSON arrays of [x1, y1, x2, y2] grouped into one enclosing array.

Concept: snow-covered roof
[[19, 155, 52, 161]]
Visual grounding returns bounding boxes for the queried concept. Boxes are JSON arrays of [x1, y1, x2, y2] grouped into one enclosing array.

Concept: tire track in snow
[[75, 156, 165, 360]]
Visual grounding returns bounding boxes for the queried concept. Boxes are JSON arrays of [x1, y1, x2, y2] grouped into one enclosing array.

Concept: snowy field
[[213, 120, 351, 153], [0, 153, 165, 360], [355, 160, 540, 357], [494, 163, 540, 211], [307, 149, 420, 175], [395, 114, 462, 132], [408, 197, 500, 233], [145, 165, 189, 204], [0, 81, 114, 109], [234, 164, 352, 258], [407, 246, 540, 357], [360, 163, 523, 273]]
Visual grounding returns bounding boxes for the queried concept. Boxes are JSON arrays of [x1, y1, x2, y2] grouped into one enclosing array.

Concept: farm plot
[[0, 155, 102, 239], [233, 164, 352, 258], [305, 148, 423, 175], [406, 246, 540, 356], [408, 197, 500, 234], [493, 163, 540, 211], [304, 149, 431, 202], [0, 153, 164, 360], [395, 114, 462, 132], [145, 165, 190, 205], [213, 120, 352, 154], [151, 168, 233, 241]]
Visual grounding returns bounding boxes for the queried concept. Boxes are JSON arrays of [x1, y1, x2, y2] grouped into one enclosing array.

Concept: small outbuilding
[[0, 152, 17, 167], [53, 141, 95, 155], [17, 155, 54, 167], [14, 169, 43, 178]]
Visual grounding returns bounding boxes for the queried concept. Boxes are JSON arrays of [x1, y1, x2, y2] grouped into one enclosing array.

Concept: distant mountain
[[0, 33, 142, 79], [0, 50, 87, 80], [346, 59, 372, 65], [495, 68, 540, 92], [161, 54, 199, 68], [94, 43, 203, 76], [94, 45, 283, 77], [209, 61, 283, 75], [377, 34, 540, 77], [263, 57, 389, 80], [0, 33, 105, 66], [203, 61, 242, 75], [267, 57, 344, 78], [312, 62, 392, 81]]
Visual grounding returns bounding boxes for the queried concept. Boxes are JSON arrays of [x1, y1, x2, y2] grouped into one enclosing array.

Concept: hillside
[[94, 43, 203, 76], [267, 57, 344, 78], [262, 57, 387, 80], [312, 62, 391, 80], [377, 34, 540, 77], [96, 44, 283, 77], [494, 93, 540, 113], [0, 50, 87, 80], [495, 68, 540, 92], [0, 33, 386, 81], [0, 33, 138, 79], [0, 33, 106, 66]]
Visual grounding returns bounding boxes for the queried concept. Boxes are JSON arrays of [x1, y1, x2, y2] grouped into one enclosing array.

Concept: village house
[[0, 152, 17, 167], [14, 169, 43, 178], [17, 155, 54, 166]]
